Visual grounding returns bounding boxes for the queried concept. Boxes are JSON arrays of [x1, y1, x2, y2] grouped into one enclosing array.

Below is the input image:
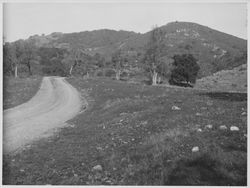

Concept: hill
[[20, 21, 248, 78]]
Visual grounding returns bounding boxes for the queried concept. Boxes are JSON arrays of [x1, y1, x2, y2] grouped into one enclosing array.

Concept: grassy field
[[3, 76, 42, 110], [3, 77, 247, 185]]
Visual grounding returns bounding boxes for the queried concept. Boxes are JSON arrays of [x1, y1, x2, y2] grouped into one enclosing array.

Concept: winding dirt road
[[3, 77, 82, 154]]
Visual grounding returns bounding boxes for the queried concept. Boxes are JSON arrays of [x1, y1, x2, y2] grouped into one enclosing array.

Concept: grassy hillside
[[195, 64, 247, 92], [3, 78, 247, 185]]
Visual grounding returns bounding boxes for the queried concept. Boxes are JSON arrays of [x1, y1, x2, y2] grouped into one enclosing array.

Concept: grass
[[3, 77, 247, 185], [3, 76, 42, 110]]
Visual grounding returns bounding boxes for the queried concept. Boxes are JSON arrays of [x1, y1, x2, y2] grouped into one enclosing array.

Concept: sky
[[3, 2, 247, 42]]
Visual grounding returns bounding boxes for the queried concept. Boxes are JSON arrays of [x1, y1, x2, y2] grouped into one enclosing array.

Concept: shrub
[[169, 54, 200, 87]]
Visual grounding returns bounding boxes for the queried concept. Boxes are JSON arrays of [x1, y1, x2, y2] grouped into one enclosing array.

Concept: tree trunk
[[14, 64, 18, 78], [69, 65, 73, 76], [152, 70, 157, 85], [116, 70, 121, 80], [28, 63, 32, 76], [157, 76, 161, 84]]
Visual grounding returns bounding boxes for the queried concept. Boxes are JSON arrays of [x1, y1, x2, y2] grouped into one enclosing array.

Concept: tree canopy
[[169, 54, 200, 87]]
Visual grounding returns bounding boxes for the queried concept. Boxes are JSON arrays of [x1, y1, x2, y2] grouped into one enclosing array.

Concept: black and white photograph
[[2, 1, 248, 185]]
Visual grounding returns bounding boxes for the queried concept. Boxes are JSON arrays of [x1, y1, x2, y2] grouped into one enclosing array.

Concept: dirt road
[[3, 77, 82, 154]]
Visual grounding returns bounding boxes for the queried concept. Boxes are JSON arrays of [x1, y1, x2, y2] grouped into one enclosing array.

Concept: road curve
[[3, 77, 82, 154]]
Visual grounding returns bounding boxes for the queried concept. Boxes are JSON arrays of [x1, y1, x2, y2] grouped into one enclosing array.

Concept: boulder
[[172, 106, 181, 110], [92, 165, 103, 171], [230, 126, 239, 131], [192, 146, 199, 152], [205, 124, 213, 129]]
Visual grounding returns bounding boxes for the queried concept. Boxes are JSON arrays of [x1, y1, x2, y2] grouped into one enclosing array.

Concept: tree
[[169, 54, 200, 87], [22, 41, 37, 75], [111, 49, 124, 80], [143, 26, 165, 85], [62, 48, 85, 76], [3, 43, 16, 76], [12, 40, 25, 78]]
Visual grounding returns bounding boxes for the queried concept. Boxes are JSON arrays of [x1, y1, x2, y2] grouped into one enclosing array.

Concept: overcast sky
[[3, 2, 247, 42]]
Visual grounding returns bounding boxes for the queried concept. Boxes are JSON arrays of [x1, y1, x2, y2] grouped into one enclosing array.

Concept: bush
[[169, 54, 200, 87]]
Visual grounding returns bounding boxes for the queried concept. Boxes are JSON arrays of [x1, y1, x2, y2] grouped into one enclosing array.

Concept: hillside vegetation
[[13, 21, 246, 80]]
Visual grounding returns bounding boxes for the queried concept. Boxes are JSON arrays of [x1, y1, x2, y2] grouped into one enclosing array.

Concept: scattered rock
[[96, 146, 103, 151], [244, 134, 247, 137], [69, 124, 75, 128], [219, 125, 227, 130], [192, 146, 199, 152], [172, 106, 181, 110], [196, 112, 202, 116], [205, 124, 213, 129], [120, 112, 128, 116], [92, 165, 103, 171], [241, 112, 247, 116], [197, 128, 202, 132], [230, 126, 239, 131]]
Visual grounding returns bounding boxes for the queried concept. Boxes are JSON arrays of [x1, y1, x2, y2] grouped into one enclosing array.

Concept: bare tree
[[143, 26, 165, 85], [12, 40, 25, 78], [22, 41, 37, 76], [111, 49, 124, 80]]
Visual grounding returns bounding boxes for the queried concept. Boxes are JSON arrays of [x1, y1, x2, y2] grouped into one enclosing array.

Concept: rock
[[120, 112, 128, 116], [230, 126, 239, 131], [192, 146, 199, 152], [196, 112, 202, 116], [205, 124, 213, 129], [96, 146, 103, 151], [219, 125, 227, 130], [92, 165, 102, 171], [197, 128, 202, 132], [241, 112, 247, 116], [172, 106, 181, 110]]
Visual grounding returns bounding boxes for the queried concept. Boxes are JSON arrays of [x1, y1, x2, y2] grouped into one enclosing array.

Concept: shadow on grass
[[198, 92, 247, 102], [165, 154, 247, 186]]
